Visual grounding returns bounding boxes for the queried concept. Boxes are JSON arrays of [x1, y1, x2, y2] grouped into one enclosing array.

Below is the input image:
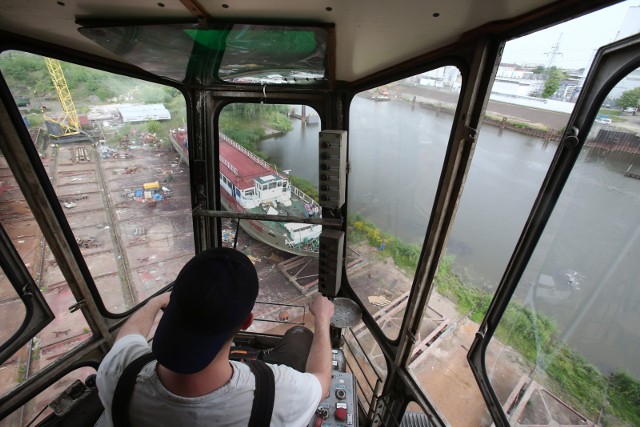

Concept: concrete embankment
[[392, 84, 571, 130]]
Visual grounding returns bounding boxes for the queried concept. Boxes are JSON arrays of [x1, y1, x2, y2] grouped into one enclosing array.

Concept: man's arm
[[116, 293, 171, 341], [305, 294, 335, 398]]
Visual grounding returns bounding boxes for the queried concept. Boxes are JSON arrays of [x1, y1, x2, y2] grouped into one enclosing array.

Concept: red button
[[335, 407, 347, 421]]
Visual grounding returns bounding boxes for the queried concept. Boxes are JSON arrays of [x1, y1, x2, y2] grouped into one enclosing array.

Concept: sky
[[501, 1, 640, 70]]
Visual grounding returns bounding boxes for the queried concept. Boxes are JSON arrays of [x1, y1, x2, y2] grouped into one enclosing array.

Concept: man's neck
[[156, 357, 234, 397]]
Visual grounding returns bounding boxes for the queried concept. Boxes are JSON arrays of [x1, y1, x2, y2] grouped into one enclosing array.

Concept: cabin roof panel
[[0, 0, 613, 83]]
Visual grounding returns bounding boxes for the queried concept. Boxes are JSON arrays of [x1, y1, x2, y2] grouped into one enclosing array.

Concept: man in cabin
[[95, 247, 334, 426]]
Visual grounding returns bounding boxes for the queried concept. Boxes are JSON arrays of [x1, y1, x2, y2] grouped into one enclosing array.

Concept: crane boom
[[44, 57, 81, 137]]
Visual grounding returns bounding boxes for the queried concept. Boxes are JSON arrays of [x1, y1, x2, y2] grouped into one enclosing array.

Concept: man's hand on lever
[[306, 294, 335, 398], [116, 292, 171, 341]]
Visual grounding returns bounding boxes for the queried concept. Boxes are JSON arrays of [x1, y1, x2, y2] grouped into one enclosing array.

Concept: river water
[[261, 96, 640, 377]]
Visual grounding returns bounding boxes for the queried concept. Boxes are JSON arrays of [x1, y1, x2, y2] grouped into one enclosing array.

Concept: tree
[[533, 65, 546, 75], [541, 66, 566, 99], [616, 87, 640, 113]]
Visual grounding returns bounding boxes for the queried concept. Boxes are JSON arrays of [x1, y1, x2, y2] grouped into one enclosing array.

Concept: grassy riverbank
[[349, 214, 640, 426]]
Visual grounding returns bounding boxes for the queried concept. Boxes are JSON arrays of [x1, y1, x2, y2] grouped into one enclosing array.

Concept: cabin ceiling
[[0, 0, 615, 82]]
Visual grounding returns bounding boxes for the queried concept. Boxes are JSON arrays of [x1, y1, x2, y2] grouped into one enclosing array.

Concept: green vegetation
[[616, 87, 640, 112], [348, 214, 640, 426], [17, 363, 27, 383], [609, 371, 640, 425], [0, 50, 187, 147], [541, 66, 568, 99], [219, 104, 292, 153], [349, 214, 421, 271], [289, 175, 318, 201]]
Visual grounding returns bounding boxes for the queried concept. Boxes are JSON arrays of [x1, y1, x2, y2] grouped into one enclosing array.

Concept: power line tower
[[43, 57, 81, 138], [544, 33, 564, 70]]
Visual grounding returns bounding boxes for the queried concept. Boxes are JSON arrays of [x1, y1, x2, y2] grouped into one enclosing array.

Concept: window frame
[[0, 223, 54, 365]]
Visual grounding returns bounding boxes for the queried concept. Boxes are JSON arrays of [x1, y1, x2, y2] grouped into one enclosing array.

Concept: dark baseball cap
[[152, 248, 259, 374]]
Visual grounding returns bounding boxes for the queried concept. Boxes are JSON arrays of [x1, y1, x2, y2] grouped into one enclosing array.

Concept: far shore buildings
[[416, 5, 639, 104], [415, 64, 548, 98], [493, 63, 544, 97]]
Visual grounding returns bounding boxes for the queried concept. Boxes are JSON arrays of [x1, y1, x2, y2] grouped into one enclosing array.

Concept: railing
[[219, 132, 273, 172], [220, 156, 239, 175]]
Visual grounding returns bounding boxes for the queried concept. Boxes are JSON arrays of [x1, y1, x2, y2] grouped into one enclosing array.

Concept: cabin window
[[0, 147, 91, 399], [341, 326, 388, 415], [78, 23, 331, 86], [346, 67, 461, 341], [0, 51, 194, 314], [0, 264, 26, 348], [483, 69, 640, 427], [217, 103, 322, 334], [432, 6, 639, 425]]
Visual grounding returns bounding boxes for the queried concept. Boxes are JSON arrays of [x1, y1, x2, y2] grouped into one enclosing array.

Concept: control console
[[308, 349, 358, 426]]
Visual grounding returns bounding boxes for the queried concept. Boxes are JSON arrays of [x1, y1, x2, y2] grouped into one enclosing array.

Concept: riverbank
[[347, 215, 640, 426], [388, 83, 640, 138]]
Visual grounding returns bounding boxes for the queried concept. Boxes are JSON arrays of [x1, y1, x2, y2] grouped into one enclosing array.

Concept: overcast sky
[[501, 1, 640, 69]]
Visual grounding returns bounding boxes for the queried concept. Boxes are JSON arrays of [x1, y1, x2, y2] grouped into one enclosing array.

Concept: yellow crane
[[43, 57, 81, 137]]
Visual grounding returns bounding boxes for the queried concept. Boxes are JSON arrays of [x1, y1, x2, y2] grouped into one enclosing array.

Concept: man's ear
[[240, 312, 254, 330]]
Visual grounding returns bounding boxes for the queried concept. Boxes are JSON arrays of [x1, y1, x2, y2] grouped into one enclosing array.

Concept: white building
[[418, 66, 461, 91], [117, 104, 171, 123], [492, 78, 544, 97]]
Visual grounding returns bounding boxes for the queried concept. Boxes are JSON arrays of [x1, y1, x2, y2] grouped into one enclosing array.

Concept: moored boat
[[170, 129, 322, 256]]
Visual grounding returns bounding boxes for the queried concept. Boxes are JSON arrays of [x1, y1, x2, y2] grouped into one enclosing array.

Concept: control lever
[[314, 406, 329, 427]]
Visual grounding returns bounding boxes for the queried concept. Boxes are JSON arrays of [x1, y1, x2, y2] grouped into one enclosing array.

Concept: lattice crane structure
[[43, 57, 81, 137]]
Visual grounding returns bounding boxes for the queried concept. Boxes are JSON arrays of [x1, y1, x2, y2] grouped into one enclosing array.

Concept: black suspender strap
[[111, 354, 275, 427], [112, 352, 156, 427], [246, 359, 275, 427]]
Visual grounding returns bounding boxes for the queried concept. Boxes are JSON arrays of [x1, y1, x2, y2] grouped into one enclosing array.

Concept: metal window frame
[[0, 222, 54, 365]]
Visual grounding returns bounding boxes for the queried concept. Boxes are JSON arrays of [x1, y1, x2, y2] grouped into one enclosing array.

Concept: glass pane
[[214, 103, 321, 334], [3, 367, 96, 426], [0, 51, 194, 313], [0, 150, 91, 399], [347, 69, 461, 339], [404, 4, 640, 425], [343, 326, 387, 417], [0, 153, 27, 346], [217, 104, 321, 254], [486, 72, 640, 426], [78, 23, 329, 85], [0, 268, 26, 347]]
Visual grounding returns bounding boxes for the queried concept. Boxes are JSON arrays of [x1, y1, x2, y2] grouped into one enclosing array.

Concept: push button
[[335, 407, 347, 421]]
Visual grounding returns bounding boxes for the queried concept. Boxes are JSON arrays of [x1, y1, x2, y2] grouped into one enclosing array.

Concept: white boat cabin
[[283, 222, 322, 246], [220, 173, 292, 209]]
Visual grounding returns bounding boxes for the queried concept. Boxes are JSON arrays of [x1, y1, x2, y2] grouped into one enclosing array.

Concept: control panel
[[318, 229, 344, 296], [318, 130, 347, 210], [308, 349, 358, 427]]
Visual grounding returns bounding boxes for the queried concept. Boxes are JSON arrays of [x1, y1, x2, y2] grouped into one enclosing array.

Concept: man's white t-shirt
[[95, 334, 322, 427]]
